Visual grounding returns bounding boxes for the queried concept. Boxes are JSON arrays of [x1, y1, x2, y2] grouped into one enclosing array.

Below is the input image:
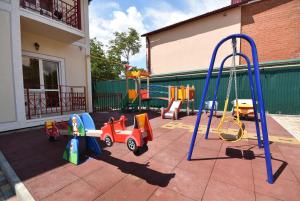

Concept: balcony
[[24, 85, 86, 120], [20, 0, 81, 29], [20, 0, 84, 43]]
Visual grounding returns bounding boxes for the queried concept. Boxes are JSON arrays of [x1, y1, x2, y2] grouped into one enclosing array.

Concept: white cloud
[[89, 4, 147, 66], [89, 0, 231, 68], [144, 0, 230, 29]]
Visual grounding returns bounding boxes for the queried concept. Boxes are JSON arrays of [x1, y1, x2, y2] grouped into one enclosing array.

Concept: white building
[[0, 0, 92, 132]]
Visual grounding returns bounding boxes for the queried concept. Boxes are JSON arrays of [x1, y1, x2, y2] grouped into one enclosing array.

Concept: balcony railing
[[20, 0, 81, 30], [24, 85, 86, 119]]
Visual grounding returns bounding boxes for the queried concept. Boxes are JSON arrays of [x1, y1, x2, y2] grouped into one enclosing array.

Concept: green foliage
[[128, 66, 147, 73], [109, 28, 142, 64], [90, 28, 142, 81], [90, 38, 120, 81]]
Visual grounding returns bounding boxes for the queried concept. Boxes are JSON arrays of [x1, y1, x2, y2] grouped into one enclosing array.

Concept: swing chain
[[225, 38, 237, 100], [232, 38, 239, 105]]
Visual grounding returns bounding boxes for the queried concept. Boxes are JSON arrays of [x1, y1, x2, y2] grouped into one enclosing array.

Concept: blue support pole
[[187, 40, 224, 161], [242, 54, 263, 148], [249, 40, 274, 184], [187, 34, 273, 184], [204, 54, 230, 140]]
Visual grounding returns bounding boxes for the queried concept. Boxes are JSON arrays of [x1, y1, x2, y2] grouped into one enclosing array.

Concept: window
[[22, 57, 40, 89], [22, 55, 61, 107]]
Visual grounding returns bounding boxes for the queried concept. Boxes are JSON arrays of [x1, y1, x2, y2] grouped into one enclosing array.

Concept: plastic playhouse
[[161, 85, 195, 119], [122, 65, 195, 119]]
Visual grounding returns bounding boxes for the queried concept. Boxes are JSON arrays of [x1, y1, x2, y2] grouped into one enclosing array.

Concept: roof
[[126, 70, 150, 79], [141, 0, 252, 37]]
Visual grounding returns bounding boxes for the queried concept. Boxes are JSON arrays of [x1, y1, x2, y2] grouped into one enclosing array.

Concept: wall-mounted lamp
[[34, 42, 40, 51]]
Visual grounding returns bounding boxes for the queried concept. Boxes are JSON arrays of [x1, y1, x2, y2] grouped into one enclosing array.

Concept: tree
[[108, 28, 142, 65], [90, 38, 119, 80], [90, 28, 142, 81]]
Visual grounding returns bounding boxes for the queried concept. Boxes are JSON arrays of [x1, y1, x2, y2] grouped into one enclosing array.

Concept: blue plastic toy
[[63, 113, 102, 165]]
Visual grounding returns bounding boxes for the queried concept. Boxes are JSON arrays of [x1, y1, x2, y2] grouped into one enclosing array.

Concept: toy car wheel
[[133, 144, 149, 156], [104, 136, 113, 147], [127, 138, 137, 151]]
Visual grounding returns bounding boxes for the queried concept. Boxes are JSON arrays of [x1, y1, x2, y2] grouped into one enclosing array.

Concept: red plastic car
[[100, 113, 153, 155]]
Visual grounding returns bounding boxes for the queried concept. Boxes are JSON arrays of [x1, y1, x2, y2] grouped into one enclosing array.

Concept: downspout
[[146, 36, 151, 73]]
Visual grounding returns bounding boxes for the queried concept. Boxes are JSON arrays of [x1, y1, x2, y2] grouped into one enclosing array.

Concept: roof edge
[[141, 0, 252, 37]]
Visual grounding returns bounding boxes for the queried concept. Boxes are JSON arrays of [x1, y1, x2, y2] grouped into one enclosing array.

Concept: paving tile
[[152, 146, 186, 168], [167, 167, 209, 200], [103, 142, 130, 158], [277, 145, 300, 166], [95, 174, 157, 201], [122, 150, 153, 164], [211, 158, 254, 191], [202, 179, 255, 201], [1, 112, 300, 201], [65, 157, 107, 178], [26, 167, 78, 200], [252, 156, 298, 183], [255, 193, 283, 201], [133, 159, 175, 187], [148, 188, 194, 201], [254, 172, 300, 201], [83, 163, 126, 194], [196, 137, 223, 152], [42, 179, 99, 201], [156, 128, 186, 142], [288, 164, 300, 183], [177, 148, 218, 173]]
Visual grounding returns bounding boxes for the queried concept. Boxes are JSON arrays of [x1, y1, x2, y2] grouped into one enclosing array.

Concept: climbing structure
[[122, 65, 195, 114], [121, 67, 151, 112]]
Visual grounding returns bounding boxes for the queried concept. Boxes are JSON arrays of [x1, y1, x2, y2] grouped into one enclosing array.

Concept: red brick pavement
[[0, 111, 299, 201]]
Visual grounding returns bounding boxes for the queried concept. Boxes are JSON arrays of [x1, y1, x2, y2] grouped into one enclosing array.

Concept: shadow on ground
[[0, 111, 175, 186], [191, 143, 288, 183], [93, 150, 175, 187]]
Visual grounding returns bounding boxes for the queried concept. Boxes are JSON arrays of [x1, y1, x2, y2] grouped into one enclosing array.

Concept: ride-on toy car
[[232, 99, 255, 118], [44, 120, 68, 141], [100, 113, 153, 155]]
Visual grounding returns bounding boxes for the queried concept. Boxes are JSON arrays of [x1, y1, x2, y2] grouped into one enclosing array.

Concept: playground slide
[[161, 100, 182, 120]]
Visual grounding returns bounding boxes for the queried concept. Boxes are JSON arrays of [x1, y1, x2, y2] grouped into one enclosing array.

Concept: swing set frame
[[187, 34, 274, 184]]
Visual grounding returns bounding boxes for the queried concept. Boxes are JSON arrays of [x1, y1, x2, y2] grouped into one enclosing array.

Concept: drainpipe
[[146, 36, 151, 73], [77, 0, 81, 30]]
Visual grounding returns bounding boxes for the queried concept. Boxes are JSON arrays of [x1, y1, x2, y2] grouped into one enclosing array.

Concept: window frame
[[22, 51, 66, 89]]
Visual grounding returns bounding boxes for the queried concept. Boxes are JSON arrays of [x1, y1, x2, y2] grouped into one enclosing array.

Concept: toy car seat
[[134, 113, 153, 141]]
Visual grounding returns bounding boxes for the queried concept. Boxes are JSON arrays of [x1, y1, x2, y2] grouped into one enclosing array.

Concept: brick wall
[[241, 0, 300, 63]]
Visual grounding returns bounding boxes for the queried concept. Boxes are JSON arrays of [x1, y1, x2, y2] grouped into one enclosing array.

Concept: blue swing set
[[187, 34, 274, 184]]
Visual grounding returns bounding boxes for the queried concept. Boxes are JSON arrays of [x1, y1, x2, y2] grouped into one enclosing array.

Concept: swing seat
[[217, 117, 245, 142]]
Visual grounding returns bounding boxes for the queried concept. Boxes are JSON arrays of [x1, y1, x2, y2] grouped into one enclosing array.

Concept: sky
[[89, 0, 231, 69]]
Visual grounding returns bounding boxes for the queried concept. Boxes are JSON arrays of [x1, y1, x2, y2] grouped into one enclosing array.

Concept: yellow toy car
[[232, 99, 255, 118]]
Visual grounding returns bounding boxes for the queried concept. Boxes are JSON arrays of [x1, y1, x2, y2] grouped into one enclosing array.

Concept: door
[[22, 55, 61, 110], [43, 60, 60, 107]]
